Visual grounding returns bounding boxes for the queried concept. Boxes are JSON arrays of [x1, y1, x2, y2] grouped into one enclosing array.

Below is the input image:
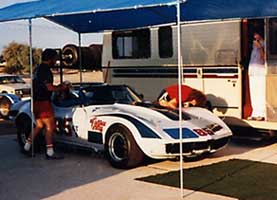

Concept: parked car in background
[[0, 74, 30, 118]]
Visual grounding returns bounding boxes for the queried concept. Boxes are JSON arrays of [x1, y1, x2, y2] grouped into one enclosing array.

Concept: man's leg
[[43, 117, 63, 159], [24, 119, 44, 152], [43, 117, 56, 156]]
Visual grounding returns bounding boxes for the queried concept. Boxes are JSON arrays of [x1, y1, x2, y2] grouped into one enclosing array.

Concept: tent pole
[[177, 0, 183, 198], [28, 18, 34, 157], [264, 18, 268, 72], [78, 33, 83, 84], [59, 51, 63, 83]]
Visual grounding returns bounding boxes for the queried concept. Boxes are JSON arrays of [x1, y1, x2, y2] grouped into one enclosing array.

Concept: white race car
[[10, 83, 232, 168]]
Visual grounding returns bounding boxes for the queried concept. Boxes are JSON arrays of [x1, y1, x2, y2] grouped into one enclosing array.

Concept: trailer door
[[181, 20, 242, 118]]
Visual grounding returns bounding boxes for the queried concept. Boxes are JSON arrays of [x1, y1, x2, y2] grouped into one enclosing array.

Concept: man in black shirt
[[23, 49, 66, 159]]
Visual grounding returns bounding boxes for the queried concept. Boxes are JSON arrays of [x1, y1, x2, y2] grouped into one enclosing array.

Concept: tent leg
[[28, 18, 34, 158], [78, 33, 83, 85], [176, 0, 184, 198]]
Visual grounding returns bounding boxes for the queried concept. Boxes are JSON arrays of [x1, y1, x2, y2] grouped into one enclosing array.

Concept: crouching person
[[157, 84, 207, 110]]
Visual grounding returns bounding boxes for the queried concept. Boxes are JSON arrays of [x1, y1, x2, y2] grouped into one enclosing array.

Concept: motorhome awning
[[0, 0, 277, 33], [181, 0, 277, 22]]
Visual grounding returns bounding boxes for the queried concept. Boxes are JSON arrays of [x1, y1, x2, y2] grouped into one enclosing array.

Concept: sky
[[0, 0, 103, 54]]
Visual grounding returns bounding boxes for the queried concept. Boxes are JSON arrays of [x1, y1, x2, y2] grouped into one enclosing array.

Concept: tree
[[2, 42, 42, 74], [0, 54, 4, 63]]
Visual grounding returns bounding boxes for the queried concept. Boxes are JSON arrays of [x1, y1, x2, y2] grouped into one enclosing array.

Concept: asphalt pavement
[[1, 119, 277, 200], [0, 119, 15, 135]]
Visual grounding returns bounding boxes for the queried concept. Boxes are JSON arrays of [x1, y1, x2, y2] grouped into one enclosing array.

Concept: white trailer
[[102, 18, 277, 131]]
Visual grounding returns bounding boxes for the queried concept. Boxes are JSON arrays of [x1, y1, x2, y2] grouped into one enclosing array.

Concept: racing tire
[[16, 114, 45, 152], [0, 96, 12, 119], [206, 101, 213, 112], [105, 124, 144, 169]]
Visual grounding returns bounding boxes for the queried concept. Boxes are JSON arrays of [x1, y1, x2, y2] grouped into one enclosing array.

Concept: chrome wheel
[[108, 132, 128, 162], [105, 125, 144, 169]]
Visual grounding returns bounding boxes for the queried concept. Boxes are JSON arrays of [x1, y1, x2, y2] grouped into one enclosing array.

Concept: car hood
[[112, 103, 215, 128], [112, 103, 180, 122], [110, 103, 231, 139]]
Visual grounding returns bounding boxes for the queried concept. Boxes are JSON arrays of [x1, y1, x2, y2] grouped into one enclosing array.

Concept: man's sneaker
[[46, 152, 64, 160]]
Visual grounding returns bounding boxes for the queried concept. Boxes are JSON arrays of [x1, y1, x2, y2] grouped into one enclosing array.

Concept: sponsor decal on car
[[90, 117, 106, 132], [193, 128, 214, 136]]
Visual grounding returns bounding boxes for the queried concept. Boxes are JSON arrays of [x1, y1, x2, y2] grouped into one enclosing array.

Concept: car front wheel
[[0, 96, 11, 119], [16, 114, 45, 152], [105, 124, 144, 169]]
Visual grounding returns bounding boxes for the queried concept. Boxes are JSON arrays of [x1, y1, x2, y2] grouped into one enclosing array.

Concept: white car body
[[0, 74, 30, 98], [11, 84, 232, 168], [0, 74, 30, 118], [69, 104, 231, 158]]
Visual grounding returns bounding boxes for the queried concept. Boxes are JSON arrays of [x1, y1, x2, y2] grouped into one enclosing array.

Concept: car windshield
[[81, 85, 142, 105], [0, 76, 25, 84]]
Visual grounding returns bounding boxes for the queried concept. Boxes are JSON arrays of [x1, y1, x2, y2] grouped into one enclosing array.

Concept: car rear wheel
[[0, 96, 11, 119], [105, 124, 144, 169], [16, 114, 45, 152]]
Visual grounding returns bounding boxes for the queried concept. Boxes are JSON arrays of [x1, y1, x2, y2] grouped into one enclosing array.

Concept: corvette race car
[[10, 83, 232, 168]]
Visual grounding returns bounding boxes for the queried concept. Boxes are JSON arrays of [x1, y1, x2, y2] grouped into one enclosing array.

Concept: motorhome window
[[112, 29, 150, 59], [269, 18, 277, 55], [158, 26, 173, 58]]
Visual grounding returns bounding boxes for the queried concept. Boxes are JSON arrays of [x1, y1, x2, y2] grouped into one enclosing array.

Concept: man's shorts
[[33, 101, 54, 119]]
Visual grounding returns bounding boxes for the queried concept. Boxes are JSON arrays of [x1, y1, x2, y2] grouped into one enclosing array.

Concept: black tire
[[0, 96, 12, 119], [16, 114, 45, 152], [206, 101, 213, 112], [105, 124, 144, 169]]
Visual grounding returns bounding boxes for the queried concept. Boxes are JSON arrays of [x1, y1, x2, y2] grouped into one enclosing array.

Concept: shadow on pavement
[[0, 119, 16, 135], [1, 118, 276, 200], [0, 134, 123, 200]]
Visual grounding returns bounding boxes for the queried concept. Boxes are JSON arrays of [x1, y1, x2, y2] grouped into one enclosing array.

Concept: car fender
[[0, 93, 20, 104], [184, 107, 232, 133], [13, 100, 32, 120], [86, 114, 160, 158], [102, 116, 144, 141]]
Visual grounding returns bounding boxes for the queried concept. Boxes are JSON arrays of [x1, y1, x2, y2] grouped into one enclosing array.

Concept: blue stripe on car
[[163, 128, 199, 139], [107, 114, 161, 139]]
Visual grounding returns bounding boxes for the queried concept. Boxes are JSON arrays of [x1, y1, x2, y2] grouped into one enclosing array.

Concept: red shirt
[[165, 85, 192, 103]]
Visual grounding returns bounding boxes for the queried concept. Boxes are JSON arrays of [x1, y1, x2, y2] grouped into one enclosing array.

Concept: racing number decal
[[90, 117, 106, 132], [193, 128, 214, 136]]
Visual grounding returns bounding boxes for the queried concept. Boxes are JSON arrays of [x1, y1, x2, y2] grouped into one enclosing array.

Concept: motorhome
[[101, 18, 277, 131]]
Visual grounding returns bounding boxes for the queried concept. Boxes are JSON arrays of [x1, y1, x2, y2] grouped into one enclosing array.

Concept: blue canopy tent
[[0, 1, 187, 196], [48, 0, 277, 33], [0, 0, 177, 32], [1, 0, 277, 197], [0, 0, 181, 85], [0, 0, 277, 33]]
